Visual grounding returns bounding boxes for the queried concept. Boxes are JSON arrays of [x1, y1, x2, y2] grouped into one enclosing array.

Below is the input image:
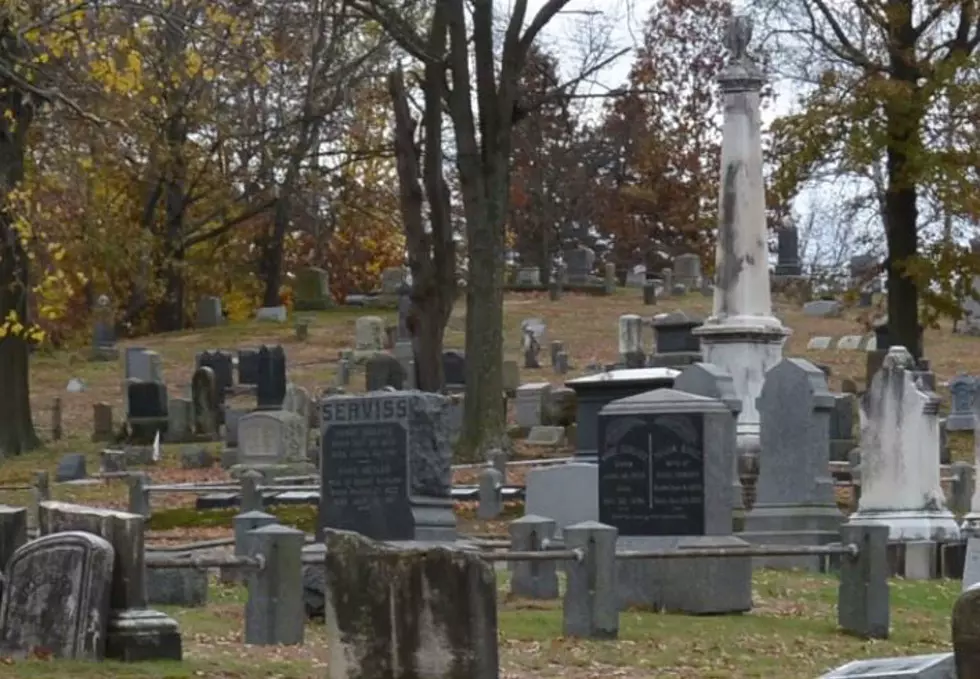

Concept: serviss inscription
[[598, 412, 704, 536], [320, 397, 412, 540]]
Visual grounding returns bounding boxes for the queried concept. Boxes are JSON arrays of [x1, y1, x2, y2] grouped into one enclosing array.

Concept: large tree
[[757, 0, 980, 355]]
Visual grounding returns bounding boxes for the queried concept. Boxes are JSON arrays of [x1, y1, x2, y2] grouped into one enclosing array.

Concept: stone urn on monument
[[693, 15, 790, 458]]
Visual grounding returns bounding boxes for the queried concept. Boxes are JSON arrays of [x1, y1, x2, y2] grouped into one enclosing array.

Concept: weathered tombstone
[[237, 348, 260, 385], [195, 296, 223, 328], [282, 383, 313, 428], [354, 316, 385, 355], [774, 225, 802, 276], [515, 267, 541, 286], [954, 583, 980, 678], [819, 654, 954, 678], [643, 281, 657, 305], [191, 366, 219, 437], [603, 261, 617, 294], [38, 503, 182, 661], [256, 345, 287, 410], [477, 468, 503, 519], [126, 381, 168, 443], [98, 449, 124, 474], [807, 336, 833, 350], [554, 352, 569, 375], [55, 453, 87, 482], [673, 253, 702, 289], [195, 350, 234, 395], [829, 393, 859, 462], [565, 246, 595, 284], [322, 529, 498, 679], [948, 374, 978, 432], [649, 311, 703, 368], [522, 326, 541, 369], [442, 350, 466, 390], [803, 299, 842, 318], [91, 295, 119, 361], [597, 389, 751, 613], [618, 314, 645, 369], [319, 392, 455, 541], [742, 358, 841, 569], [0, 531, 114, 660], [235, 410, 312, 476], [165, 398, 192, 443], [92, 402, 114, 442], [127, 349, 163, 383], [515, 383, 551, 429], [293, 267, 332, 310], [850, 346, 959, 545], [365, 353, 406, 391]]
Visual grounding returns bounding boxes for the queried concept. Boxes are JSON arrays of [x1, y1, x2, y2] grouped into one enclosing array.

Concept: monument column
[[693, 16, 790, 457]]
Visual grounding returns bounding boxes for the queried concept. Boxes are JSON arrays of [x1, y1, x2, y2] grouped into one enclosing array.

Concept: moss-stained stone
[[323, 529, 497, 679]]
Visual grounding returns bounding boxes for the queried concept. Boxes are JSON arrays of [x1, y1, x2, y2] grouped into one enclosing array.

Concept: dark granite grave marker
[[196, 350, 234, 394], [319, 392, 455, 542], [365, 353, 406, 391], [127, 381, 167, 419], [598, 411, 705, 536], [442, 350, 465, 389], [256, 345, 286, 409], [237, 349, 259, 385]]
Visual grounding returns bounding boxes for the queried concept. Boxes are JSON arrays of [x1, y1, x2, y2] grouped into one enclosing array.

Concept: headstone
[[191, 367, 219, 437], [0, 532, 114, 660], [319, 392, 455, 541], [803, 299, 842, 317], [829, 393, 858, 461], [673, 253, 702, 289], [196, 296, 223, 327], [196, 350, 234, 395], [618, 314, 645, 369], [521, 325, 542, 369], [126, 381, 168, 442], [224, 407, 245, 448], [643, 281, 657, 305], [166, 398, 192, 443], [322, 529, 497, 679], [742, 358, 841, 569], [850, 346, 959, 542], [293, 267, 332, 310], [365, 353, 406, 391], [255, 305, 287, 322], [526, 425, 565, 447], [649, 311, 702, 368], [90, 295, 119, 361], [256, 345, 287, 410], [92, 403, 114, 442], [807, 336, 832, 350], [597, 389, 751, 613], [282, 383, 313, 428], [355, 316, 385, 354], [237, 410, 310, 473], [565, 246, 595, 283], [515, 267, 541, 286], [948, 374, 978, 432], [954, 583, 980, 677], [819, 654, 954, 678], [502, 360, 520, 395], [515, 383, 551, 429], [146, 566, 207, 607], [55, 453, 87, 482], [237, 349, 259, 385], [837, 335, 863, 350], [774, 226, 802, 276], [127, 349, 162, 383], [625, 266, 646, 288], [442, 350, 465, 390]]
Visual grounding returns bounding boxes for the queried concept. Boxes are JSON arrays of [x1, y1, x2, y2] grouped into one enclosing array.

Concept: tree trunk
[[411, 280, 448, 392], [261, 199, 290, 308]]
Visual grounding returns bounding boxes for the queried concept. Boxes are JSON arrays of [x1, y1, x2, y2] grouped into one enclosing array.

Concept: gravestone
[[819, 654, 954, 678], [0, 532, 114, 660], [516, 383, 551, 429], [515, 267, 541, 286], [92, 403, 114, 442], [319, 392, 455, 542], [235, 410, 312, 477], [565, 246, 595, 283], [502, 360, 520, 395], [256, 345, 287, 410], [597, 389, 751, 613], [807, 336, 832, 350], [237, 349, 259, 385], [365, 353, 406, 391], [954, 583, 980, 678], [850, 346, 959, 542], [803, 300, 842, 317], [293, 267, 332, 310], [282, 383, 313, 428], [837, 335, 863, 350], [191, 367, 219, 438], [673, 253, 702, 289], [196, 296, 223, 327], [649, 311, 703, 368], [673, 362, 744, 512], [91, 295, 119, 361], [521, 323, 542, 369], [195, 350, 234, 395], [829, 393, 859, 462], [166, 398, 192, 443], [774, 225, 802, 276], [442, 350, 465, 390], [355, 316, 385, 356], [618, 314, 645, 369], [55, 454, 87, 482], [742, 358, 841, 570], [948, 374, 978, 432], [643, 281, 657, 305], [126, 381, 168, 443], [127, 349, 163, 383]]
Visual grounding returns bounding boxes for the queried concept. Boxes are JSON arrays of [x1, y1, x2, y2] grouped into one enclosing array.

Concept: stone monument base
[[616, 535, 752, 614], [229, 462, 316, 481], [740, 504, 843, 571], [409, 497, 458, 542], [847, 509, 961, 542], [105, 608, 182, 662]]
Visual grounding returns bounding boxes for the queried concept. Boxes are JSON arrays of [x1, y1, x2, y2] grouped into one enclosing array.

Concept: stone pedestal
[[691, 19, 789, 458], [848, 347, 959, 543]]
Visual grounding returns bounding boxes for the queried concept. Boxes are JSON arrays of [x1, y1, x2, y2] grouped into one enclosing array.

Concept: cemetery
[[6, 10, 980, 679]]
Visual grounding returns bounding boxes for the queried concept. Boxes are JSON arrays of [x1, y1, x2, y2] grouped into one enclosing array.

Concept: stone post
[[245, 524, 304, 646], [509, 515, 559, 599], [692, 15, 790, 458], [240, 470, 264, 513], [52, 397, 63, 441], [127, 472, 151, 518], [838, 522, 889, 640], [477, 468, 503, 520], [29, 471, 50, 530], [563, 521, 618, 639], [223, 510, 278, 584]]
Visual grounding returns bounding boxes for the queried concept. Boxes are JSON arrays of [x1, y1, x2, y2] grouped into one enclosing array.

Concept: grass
[[4, 288, 979, 675], [0, 571, 960, 678]]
